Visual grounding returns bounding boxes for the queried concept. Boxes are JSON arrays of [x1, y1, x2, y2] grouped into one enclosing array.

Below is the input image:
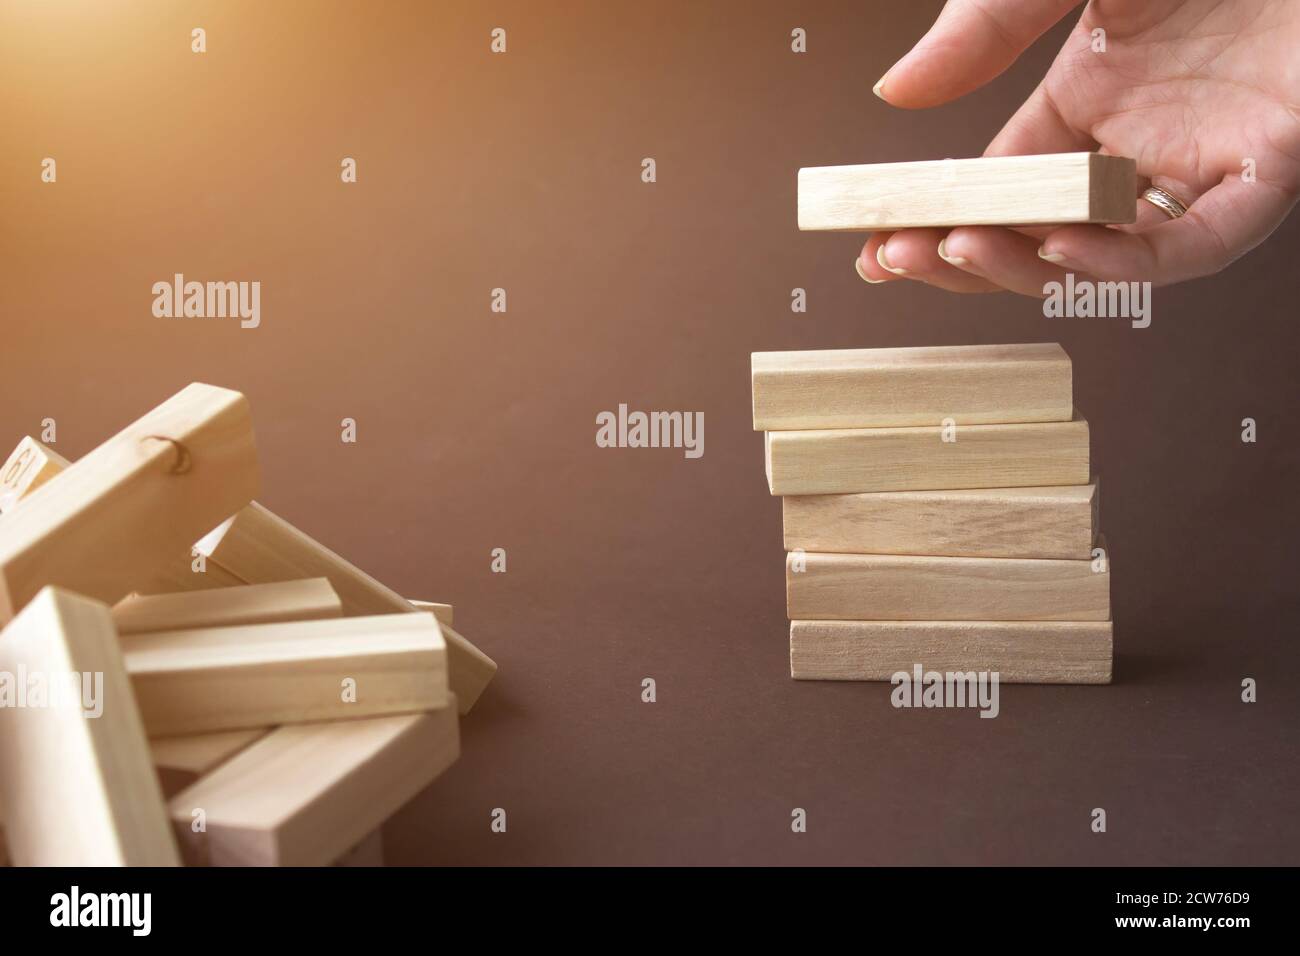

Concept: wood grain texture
[[798, 152, 1136, 230], [407, 599, 453, 626], [123, 612, 449, 735], [765, 414, 1089, 495], [0, 437, 246, 597], [203, 502, 494, 713], [752, 343, 1072, 430], [169, 705, 459, 866], [787, 548, 1109, 621], [0, 437, 70, 514], [438, 623, 493, 710], [150, 728, 270, 798], [0, 587, 180, 865], [783, 482, 1099, 559], [142, 553, 249, 594], [2, 726, 269, 841], [790, 619, 1114, 684], [0, 383, 260, 623], [114, 579, 342, 635]]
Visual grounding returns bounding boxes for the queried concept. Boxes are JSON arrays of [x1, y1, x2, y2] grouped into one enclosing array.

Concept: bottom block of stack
[[790, 620, 1113, 684]]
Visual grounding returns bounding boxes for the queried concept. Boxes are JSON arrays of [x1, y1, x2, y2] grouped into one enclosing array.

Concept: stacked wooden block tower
[[752, 343, 1113, 684], [0, 384, 497, 867]]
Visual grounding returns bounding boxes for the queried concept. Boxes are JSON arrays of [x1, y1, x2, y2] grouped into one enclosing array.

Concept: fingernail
[[872, 75, 887, 99], [1037, 246, 1066, 263], [855, 257, 887, 283], [876, 244, 908, 276], [937, 238, 967, 266]]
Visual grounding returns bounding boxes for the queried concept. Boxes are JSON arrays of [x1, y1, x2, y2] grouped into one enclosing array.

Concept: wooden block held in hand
[[0, 437, 70, 514], [150, 728, 270, 798], [124, 612, 448, 735], [783, 482, 1099, 559], [790, 619, 1114, 684], [752, 343, 1073, 430], [203, 502, 495, 713], [798, 152, 1136, 231], [0, 383, 260, 624], [114, 579, 342, 635], [787, 548, 1109, 621], [0, 587, 179, 865], [170, 705, 459, 866], [765, 414, 1089, 495]]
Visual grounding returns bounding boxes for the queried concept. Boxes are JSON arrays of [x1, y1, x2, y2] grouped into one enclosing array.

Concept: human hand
[[855, 0, 1300, 296]]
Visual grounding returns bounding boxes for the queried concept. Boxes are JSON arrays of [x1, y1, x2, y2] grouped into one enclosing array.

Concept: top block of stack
[[797, 152, 1136, 231], [752, 342, 1072, 431]]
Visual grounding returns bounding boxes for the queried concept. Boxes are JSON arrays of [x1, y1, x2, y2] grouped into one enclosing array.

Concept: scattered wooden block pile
[[752, 343, 1113, 684], [0, 383, 496, 866]]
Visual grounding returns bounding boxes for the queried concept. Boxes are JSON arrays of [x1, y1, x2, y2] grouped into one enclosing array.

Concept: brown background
[[2, 0, 1297, 865]]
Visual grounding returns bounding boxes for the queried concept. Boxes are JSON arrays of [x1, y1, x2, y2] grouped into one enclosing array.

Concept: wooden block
[[0, 587, 180, 865], [438, 624, 493, 711], [787, 547, 1109, 621], [438, 625, 495, 713], [123, 612, 448, 735], [407, 599, 453, 626], [334, 829, 385, 867], [0, 443, 246, 853], [170, 705, 459, 866], [150, 728, 270, 799], [783, 482, 1099, 559], [765, 414, 1089, 495], [114, 579, 342, 635], [752, 343, 1072, 430], [0, 436, 246, 597], [0, 437, 71, 514], [201, 504, 410, 621], [202, 502, 495, 713], [797, 152, 1136, 231], [0, 383, 260, 624], [143, 552, 249, 594], [790, 620, 1114, 684]]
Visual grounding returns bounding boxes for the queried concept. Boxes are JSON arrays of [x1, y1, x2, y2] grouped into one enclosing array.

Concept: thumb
[[875, 0, 1081, 109]]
